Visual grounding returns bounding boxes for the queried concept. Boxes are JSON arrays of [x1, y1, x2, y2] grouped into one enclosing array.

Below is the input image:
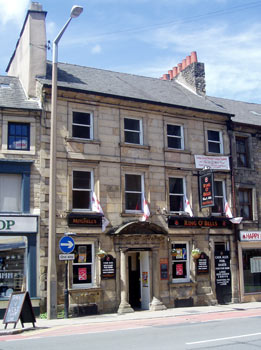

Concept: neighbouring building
[[2, 2, 260, 316]]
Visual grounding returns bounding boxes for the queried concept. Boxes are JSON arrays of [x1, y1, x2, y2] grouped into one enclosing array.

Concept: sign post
[[59, 235, 75, 318]]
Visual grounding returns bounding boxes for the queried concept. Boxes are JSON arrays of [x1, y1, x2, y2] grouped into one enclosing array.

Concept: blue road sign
[[59, 236, 75, 254]]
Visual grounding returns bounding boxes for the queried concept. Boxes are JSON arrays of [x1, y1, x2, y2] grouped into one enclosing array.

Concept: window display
[[72, 244, 94, 286], [243, 249, 261, 293], [172, 242, 189, 282], [0, 236, 27, 297]]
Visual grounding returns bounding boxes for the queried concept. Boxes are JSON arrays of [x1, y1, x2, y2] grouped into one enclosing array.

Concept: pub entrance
[[215, 243, 232, 304], [128, 251, 150, 310]]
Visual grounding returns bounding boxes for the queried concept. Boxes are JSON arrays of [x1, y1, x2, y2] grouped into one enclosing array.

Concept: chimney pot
[[182, 59, 186, 70], [191, 51, 198, 63], [163, 74, 170, 80], [168, 70, 174, 79], [173, 67, 178, 77], [30, 2, 43, 11], [186, 55, 191, 66], [177, 63, 182, 73]]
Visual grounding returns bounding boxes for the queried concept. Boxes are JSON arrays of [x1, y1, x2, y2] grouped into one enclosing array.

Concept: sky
[[0, 0, 261, 104]]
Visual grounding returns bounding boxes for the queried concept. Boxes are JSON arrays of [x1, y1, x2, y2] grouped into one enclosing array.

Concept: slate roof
[[207, 96, 261, 126], [0, 76, 40, 110], [37, 61, 231, 116]]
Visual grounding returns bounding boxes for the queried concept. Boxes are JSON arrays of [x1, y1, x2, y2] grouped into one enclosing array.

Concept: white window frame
[[0, 174, 22, 212], [167, 124, 184, 150], [72, 170, 93, 212], [212, 180, 225, 216], [72, 243, 95, 288], [72, 111, 93, 140], [124, 118, 143, 145], [125, 173, 144, 213], [169, 177, 186, 214], [172, 241, 190, 283], [207, 130, 223, 154]]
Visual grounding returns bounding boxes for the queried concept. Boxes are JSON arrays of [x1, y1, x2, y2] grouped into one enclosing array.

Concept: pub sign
[[101, 255, 116, 279], [199, 172, 214, 208]]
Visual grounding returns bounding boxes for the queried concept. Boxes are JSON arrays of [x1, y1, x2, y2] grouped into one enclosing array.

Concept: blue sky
[[0, 0, 261, 103]]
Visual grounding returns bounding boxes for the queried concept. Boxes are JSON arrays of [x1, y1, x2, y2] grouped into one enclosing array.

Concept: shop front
[[0, 215, 39, 318], [238, 231, 261, 302]]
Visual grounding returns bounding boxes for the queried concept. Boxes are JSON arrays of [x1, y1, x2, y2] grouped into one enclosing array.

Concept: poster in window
[[78, 267, 87, 281], [176, 248, 183, 259], [142, 272, 148, 287], [176, 263, 184, 276], [78, 246, 87, 263]]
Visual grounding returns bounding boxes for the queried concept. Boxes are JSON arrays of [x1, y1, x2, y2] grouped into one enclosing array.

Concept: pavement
[[1, 301, 261, 335]]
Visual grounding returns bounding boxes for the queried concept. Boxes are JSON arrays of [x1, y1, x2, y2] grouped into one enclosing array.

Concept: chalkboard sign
[[3, 292, 36, 329], [101, 255, 116, 279], [197, 252, 209, 274]]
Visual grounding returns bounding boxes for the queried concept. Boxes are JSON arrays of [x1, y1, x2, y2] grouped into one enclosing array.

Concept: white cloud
[[0, 0, 30, 25], [91, 44, 102, 54]]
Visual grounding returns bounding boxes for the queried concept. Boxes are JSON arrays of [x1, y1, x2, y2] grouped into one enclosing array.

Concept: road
[[0, 308, 260, 349]]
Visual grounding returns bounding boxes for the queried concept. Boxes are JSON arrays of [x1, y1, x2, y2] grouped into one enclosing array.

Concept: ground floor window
[[243, 248, 261, 293], [72, 244, 94, 287], [171, 242, 189, 282], [0, 236, 27, 297]]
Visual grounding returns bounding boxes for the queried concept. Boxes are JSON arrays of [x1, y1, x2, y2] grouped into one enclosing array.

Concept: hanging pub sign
[[101, 255, 116, 279], [67, 213, 102, 227], [199, 172, 214, 208], [196, 252, 209, 274]]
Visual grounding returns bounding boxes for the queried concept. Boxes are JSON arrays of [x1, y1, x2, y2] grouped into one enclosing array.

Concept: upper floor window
[[169, 177, 185, 212], [72, 112, 93, 140], [239, 188, 252, 220], [72, 244, 94, 287], [236, 137, 249, 167], [172, 242, 190, 283], [72, 171, 93, 211], [125, 174, 144, 212], [167, 124, 184, 150], [124, 118, 143, 145], [207, 130, 223, 154], [0, 174, 22, 212], [8, 123, 30, 151], [212, 180, 225, 215]]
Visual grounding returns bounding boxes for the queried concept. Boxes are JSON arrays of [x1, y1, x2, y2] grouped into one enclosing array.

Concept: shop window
[[212, 180, 225, 215], [242, 249, 261, 293], [72, 112, 93, 140], [0, 236, 27, 298], [72, 171, 93, 211], [8, 123, 30, 151], [207, 130, 223, 154], [124, 118, 143, 145], [72, 244, 94, 287], [172, 242, 190, 283], [0, 174, 22, 212], [125, 174, 144, 212], [236, 137, 249, 168], [169, 177, 185, 212], [167, 124, 184, 150], [238, 188, 252, 220]]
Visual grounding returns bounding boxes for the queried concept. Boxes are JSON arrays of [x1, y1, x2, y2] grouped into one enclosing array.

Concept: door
[[215, 243, 232, 304], [128, 254, 141, 309], [140, 251, 150, 310]]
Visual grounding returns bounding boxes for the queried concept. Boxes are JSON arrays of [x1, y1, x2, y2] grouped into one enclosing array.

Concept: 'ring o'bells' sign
[[0, 216, 38, 233]]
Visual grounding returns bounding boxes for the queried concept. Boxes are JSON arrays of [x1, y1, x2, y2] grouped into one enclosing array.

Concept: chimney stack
[[160, 51, 206, 96]]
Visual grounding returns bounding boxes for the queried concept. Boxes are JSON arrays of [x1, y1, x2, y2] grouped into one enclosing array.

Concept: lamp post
[[47, 5, 83, 320]]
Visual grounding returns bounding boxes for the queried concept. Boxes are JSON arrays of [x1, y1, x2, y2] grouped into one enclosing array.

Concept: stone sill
[[119, 142, 150, 150], [65, 137, 101, 145], [164, 148, 191, 154], [169, 281, 196, 288]]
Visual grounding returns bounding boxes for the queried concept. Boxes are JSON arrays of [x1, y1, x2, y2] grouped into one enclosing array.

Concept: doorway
[[214, 243, 232, 304], [128, 251, 150, 310]]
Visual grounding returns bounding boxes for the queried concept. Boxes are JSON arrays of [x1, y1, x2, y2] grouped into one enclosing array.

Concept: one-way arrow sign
[[59, 236, 75, 254]]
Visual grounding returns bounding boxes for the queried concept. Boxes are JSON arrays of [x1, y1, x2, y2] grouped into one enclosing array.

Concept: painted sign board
[[0, 215, 38, 233], [195, 155, 230, 170], [240, 231, 261, 241], [199, 172, 214, 208], [101, 255, 116, 279], [59, 254, 75, 261], [168, 216, 232, 229]]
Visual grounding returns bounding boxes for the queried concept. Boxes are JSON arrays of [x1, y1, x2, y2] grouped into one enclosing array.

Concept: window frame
[[72, 243, 95, 288], [207, 130, 223, 154], [212, 180, 225, 216], [171, 241, 190, 283], [238, 188, 253, 220], [236, 136, 249, 168], [8, 122, 30, 151], [169, 177, 186, 213], [125, 173, 144, 213], [72, 170, 93, 212], [72, 111, 93, 140], [167, 124, 184, 150], [124, 117, 143, 145]]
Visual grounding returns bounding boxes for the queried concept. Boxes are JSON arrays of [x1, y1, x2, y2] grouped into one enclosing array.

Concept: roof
[[37, 61, 231, 116], [207, 96, 261, 126], [0, 76, 40, 110]]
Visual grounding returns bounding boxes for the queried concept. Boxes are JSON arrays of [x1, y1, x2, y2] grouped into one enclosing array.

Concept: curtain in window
[[0, 174, 22, 212]]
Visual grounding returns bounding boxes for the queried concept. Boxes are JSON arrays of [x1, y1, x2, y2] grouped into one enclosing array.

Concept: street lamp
[[47, 5, 83, 320]]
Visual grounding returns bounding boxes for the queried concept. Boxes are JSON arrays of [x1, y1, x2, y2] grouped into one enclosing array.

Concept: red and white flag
[[140, 197, 150, 222], [91, 192, 109, 232], [223, 194, 233, 219], [185, 196, 193, 217]]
